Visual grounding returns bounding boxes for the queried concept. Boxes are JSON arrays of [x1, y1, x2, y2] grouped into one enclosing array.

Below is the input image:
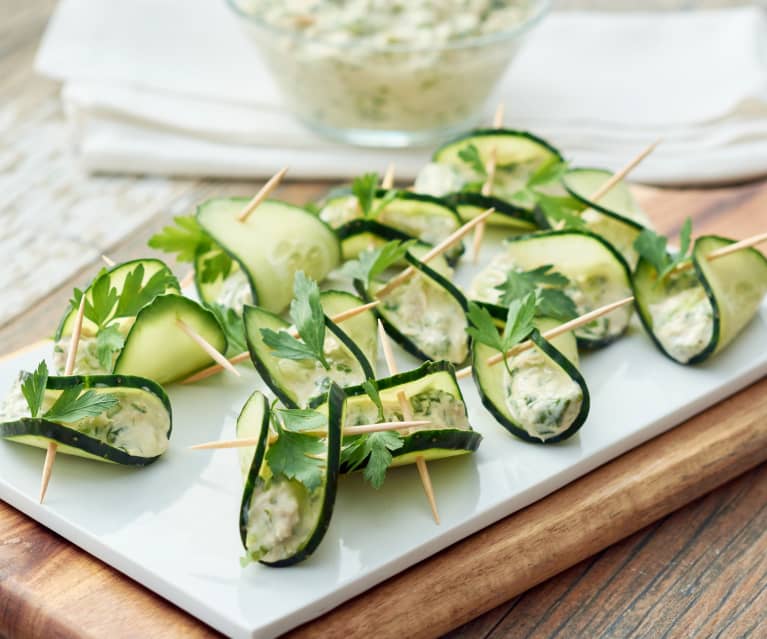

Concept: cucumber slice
[[114, 293, 227, 384], [310, 361, 482, 469], [445, 192, 538, 230], [334, 218, 416, 262], [356, 251, 470, 365], [54, 259, 179, 341], [243, 291, 376, 408], [235, 390, 270, 482], [432, 129, 563, 207], [239, 384, 343, 567], [552, 168, 652, 267], [633, 235, 767, 364], [0, 374, 171, 465], [197, 197, 340, 314], [470, 230, 633, 349], [473, 318, 589, 443], [319, 189, 464, 264]]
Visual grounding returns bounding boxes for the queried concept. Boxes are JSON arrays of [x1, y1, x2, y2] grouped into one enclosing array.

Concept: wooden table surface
[[2, 2, 767, 638]]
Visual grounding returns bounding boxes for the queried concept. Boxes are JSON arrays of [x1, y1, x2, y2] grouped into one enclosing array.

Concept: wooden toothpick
[[40, 294, 86, 503], [374, 207, 494, 300], [378, 320, 440, 524], [587, 139, 662, 204], [179, 271, 195, 290], [672, 230, 767, 274], [473, 104, 504, 264], [455, 296, 635, 380], [101, 255, 115, 267], [190, 419, 433, 450], [179, 300, 382, 384], [237, 167, 289, 223], [176, 318, 240, 377], [381, 163, 396, 190]]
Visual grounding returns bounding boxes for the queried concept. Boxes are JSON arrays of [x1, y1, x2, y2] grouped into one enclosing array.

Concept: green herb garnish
[[467, 294, 537, 374], [266, 415, 326, 491], [148, 215, 232, 283], [351, 172, 397, 218], [458, 144, 487, 177], [633, 217, 693, 282], [341, 430, 404, 490], [495, 264, 578, 322], [275, 408, 327, 433], [20, 361, 119, 423], [340, 239, 416, 285], [260, 271, 330, 369]]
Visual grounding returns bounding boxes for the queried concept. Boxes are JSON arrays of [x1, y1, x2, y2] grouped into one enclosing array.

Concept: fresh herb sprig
[[20, 361, 119, 423], [260, 272, 330, 369], [633, 217, 693, 282], [466, 294, 537, 374], [351, 172, 397, 219], [342, 429, 404, 489], [340, 239, 416, 285], [148, 215, 233, 283], [266, 411, 326, 491], [458, 144, 487, 178], [68, 263, 178, 370], [495, 264, 578, 322]]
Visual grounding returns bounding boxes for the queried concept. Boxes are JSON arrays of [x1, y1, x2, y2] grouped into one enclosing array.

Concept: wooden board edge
[[286, 375, 767, 639]]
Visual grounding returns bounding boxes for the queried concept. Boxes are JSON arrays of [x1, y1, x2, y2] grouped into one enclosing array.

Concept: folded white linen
[[36, 0, 767, 184]]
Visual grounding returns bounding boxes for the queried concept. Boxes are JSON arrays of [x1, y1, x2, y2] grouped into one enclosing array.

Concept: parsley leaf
[[260, 329, 324, 363], [206, 303, 246, 355], [95, 324, 125, 370], [43, 386, 120, 423], [361, 431, 403, 489], [266, 419, 325, 491], [341, 431, 403, 489], [113, 264, 179, 318], [84, 271, 119, 328], [526, 158, 569, 188], [633, 217, 693, 281], [291, 272, 329, 368], [458, 144, 487, 177], [260, 272, 330, 369], [352, 172, 379, 217], [275, 409, 327, 433], [502, 294, 538, 348], [535, 289, 578, 322], [198, 251, 233, 284], [20, 360, 48, 418], [466, 302, 506, 353], [467, 294, 537, 374], [148, 215, 211, 263], [534, 192, 587, 230], [495, 265, 577, 322], [340, 239, 416, 284]]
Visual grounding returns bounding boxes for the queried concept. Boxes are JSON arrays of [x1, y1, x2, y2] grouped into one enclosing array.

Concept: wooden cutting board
[[1, 181, 766, 638]]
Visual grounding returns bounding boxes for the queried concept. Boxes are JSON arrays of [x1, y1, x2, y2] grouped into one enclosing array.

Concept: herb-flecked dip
[[231, 0, 540, 138]]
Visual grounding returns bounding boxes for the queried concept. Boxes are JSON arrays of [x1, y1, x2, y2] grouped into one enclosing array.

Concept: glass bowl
[[226, 1, 551, 147]]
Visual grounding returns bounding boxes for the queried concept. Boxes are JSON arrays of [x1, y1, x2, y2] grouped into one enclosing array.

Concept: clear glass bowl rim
[[225, 0, 551, 54]]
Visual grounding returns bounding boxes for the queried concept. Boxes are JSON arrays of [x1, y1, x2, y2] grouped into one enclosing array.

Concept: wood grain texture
[[1, 1, 766, 638]]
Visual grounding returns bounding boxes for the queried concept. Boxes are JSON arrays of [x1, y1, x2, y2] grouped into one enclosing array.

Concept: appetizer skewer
[[190, 419, 433, 450], [182, 210, 493, 384], [378, 320, 440, 524], [40, 293, 85, 503], [459, 226, 767, 379]]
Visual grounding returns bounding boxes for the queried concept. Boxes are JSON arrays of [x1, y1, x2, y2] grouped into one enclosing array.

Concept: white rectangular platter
[[1, 232, 766, 639]]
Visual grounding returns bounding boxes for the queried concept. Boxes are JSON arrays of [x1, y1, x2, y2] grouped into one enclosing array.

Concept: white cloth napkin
[[36, 0, 767, 185]]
